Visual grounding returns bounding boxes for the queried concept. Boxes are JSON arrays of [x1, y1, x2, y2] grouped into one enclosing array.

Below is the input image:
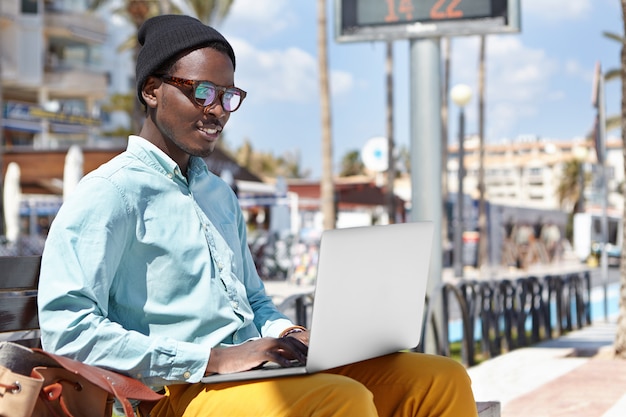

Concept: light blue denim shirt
[[38, 136, 294, 387]]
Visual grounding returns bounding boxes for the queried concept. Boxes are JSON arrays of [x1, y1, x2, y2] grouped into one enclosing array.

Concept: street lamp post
[[451, 84, 472, 279]]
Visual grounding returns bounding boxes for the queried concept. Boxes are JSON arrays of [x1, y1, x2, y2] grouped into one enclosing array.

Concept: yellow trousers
[[150, 352, 478, 417]]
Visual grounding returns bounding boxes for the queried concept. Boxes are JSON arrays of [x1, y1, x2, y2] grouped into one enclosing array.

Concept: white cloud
[[486, 102, 535, 141], [228, 0, 289, 20], [523, 0, 592, 21], [231, 40, 317, 103], [565, 59, 596, 84], [230, 38, 354, 104], [450, 35, 560, 140], [452, 36, 557, 100], [221, 2, 355, 104], [488, 39, 558, 138], [224, 0, 297, 37], [546, 90, 566, 102], [330, 71, 354, 96]]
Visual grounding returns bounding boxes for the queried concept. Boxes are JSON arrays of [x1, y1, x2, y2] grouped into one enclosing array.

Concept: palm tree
[[229, 139, 309, 179], [339, 150, 365, 177], [385, 41, 396, 223], [441, 37, 451, 252], [604, 32, 625, 134], [611, 0, 626, 358], [477, 35, 488, 269], [98, 0, 234, 34], [556, 158, 586, 242], [317, 0, 335, 230]]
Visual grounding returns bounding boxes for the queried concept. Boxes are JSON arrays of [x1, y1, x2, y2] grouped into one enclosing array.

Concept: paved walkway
[[467, 319, 626, 417]]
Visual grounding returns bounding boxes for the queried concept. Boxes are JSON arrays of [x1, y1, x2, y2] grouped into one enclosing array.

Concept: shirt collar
[[127, 135, 209, 180]]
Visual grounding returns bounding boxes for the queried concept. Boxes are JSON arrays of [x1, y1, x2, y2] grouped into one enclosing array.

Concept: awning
[[1, 119, 43, 133]]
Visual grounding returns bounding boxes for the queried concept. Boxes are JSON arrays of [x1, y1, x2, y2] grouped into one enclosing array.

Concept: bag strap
[[32, 348, 163, 417]]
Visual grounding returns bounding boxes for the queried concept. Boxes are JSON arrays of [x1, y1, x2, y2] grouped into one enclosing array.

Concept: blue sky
[[208, 0, 623, 179], [108, 1, 622, 179]]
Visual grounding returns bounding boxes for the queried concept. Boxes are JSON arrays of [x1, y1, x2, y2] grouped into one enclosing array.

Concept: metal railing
[[275, 269, 592, 367], [416, 270, 591, 366]]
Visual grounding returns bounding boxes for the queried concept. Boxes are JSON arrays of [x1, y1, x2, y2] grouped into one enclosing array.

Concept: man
[[38, 14, 478, 416]]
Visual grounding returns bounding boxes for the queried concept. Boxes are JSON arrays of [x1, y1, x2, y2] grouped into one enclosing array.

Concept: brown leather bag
[[0, 342, 163, 417]]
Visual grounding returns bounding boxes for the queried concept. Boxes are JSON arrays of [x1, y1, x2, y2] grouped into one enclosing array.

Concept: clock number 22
[[384, 0, 464, 22]]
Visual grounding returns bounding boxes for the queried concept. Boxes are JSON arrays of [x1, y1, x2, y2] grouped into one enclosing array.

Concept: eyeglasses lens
[[195, 83, 242, 112]]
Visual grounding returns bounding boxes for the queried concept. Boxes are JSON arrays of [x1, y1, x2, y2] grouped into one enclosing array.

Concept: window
[[21, 0, 38, 14]]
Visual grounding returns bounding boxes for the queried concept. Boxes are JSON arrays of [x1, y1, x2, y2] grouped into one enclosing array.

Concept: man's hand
[[205, 337, 308, 375]]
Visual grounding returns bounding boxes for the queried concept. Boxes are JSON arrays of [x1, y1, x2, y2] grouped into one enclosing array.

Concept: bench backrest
[[0, 255, 42, 346]]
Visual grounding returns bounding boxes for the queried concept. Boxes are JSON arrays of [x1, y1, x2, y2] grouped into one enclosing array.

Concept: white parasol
[[63, 144, 84, 200], [3, 162, 22, 243]]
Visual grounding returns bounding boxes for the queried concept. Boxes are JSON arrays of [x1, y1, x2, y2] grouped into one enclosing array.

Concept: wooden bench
[[1, 255, 499, 416], [0, 255, 42, 348]]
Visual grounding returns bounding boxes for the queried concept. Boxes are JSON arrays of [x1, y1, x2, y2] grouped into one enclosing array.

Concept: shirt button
[[231, 301, 239, 309], [167, 173, 173, 179], [183, 371, 191, 379]]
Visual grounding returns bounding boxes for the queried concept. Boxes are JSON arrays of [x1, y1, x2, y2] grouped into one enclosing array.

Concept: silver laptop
[[201, 221, 434, 383]]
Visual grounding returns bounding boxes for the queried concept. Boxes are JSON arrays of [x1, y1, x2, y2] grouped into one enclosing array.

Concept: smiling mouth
[[198, 125, 222, 137]]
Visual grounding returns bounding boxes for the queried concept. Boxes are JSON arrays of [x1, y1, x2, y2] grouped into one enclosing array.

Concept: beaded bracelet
[[280, 326, 307, 338]]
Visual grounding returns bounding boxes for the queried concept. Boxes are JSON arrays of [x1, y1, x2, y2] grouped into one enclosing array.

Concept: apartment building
[[447, 134, 624, 215], [0, 0, 108, 150]]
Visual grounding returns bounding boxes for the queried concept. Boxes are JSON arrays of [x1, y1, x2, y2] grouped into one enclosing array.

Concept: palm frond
[[116, 35, 137, 53], [606, 68, 621, 82], [216, 0, 234, 21], [603, 31, 626, 43], [187, 0, 215, 23], [607, 114, 622, 133]]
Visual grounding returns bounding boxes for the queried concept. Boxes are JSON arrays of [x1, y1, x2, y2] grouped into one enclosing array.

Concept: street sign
[[335, 0, 521, 42], [361, 136, 389, 172]]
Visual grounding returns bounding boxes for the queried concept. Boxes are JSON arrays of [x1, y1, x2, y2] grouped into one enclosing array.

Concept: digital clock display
[[342, 0, 507, 27], [336, 0, 518, 42]]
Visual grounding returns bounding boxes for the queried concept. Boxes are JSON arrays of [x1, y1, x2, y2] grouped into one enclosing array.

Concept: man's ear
[[142, 76, 161, 108]]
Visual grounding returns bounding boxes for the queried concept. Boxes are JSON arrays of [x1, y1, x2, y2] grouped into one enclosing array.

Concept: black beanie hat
[[136, 14, 236, 105]]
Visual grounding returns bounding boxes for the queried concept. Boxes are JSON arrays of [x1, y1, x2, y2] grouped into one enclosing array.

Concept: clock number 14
[[384, 0, 464, 22]]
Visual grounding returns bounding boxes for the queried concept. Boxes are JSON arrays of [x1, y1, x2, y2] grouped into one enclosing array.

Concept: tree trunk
[[477, 35, 488, 270], [441, 37, 450, 253], [318, 0, 335, 230], [615, 0, 626, 358], [386, 42, 395, 223]]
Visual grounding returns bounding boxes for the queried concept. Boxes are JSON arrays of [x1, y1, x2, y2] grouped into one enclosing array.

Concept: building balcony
[[44, 11, 106, 44], [43, 68, 107, 99]]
